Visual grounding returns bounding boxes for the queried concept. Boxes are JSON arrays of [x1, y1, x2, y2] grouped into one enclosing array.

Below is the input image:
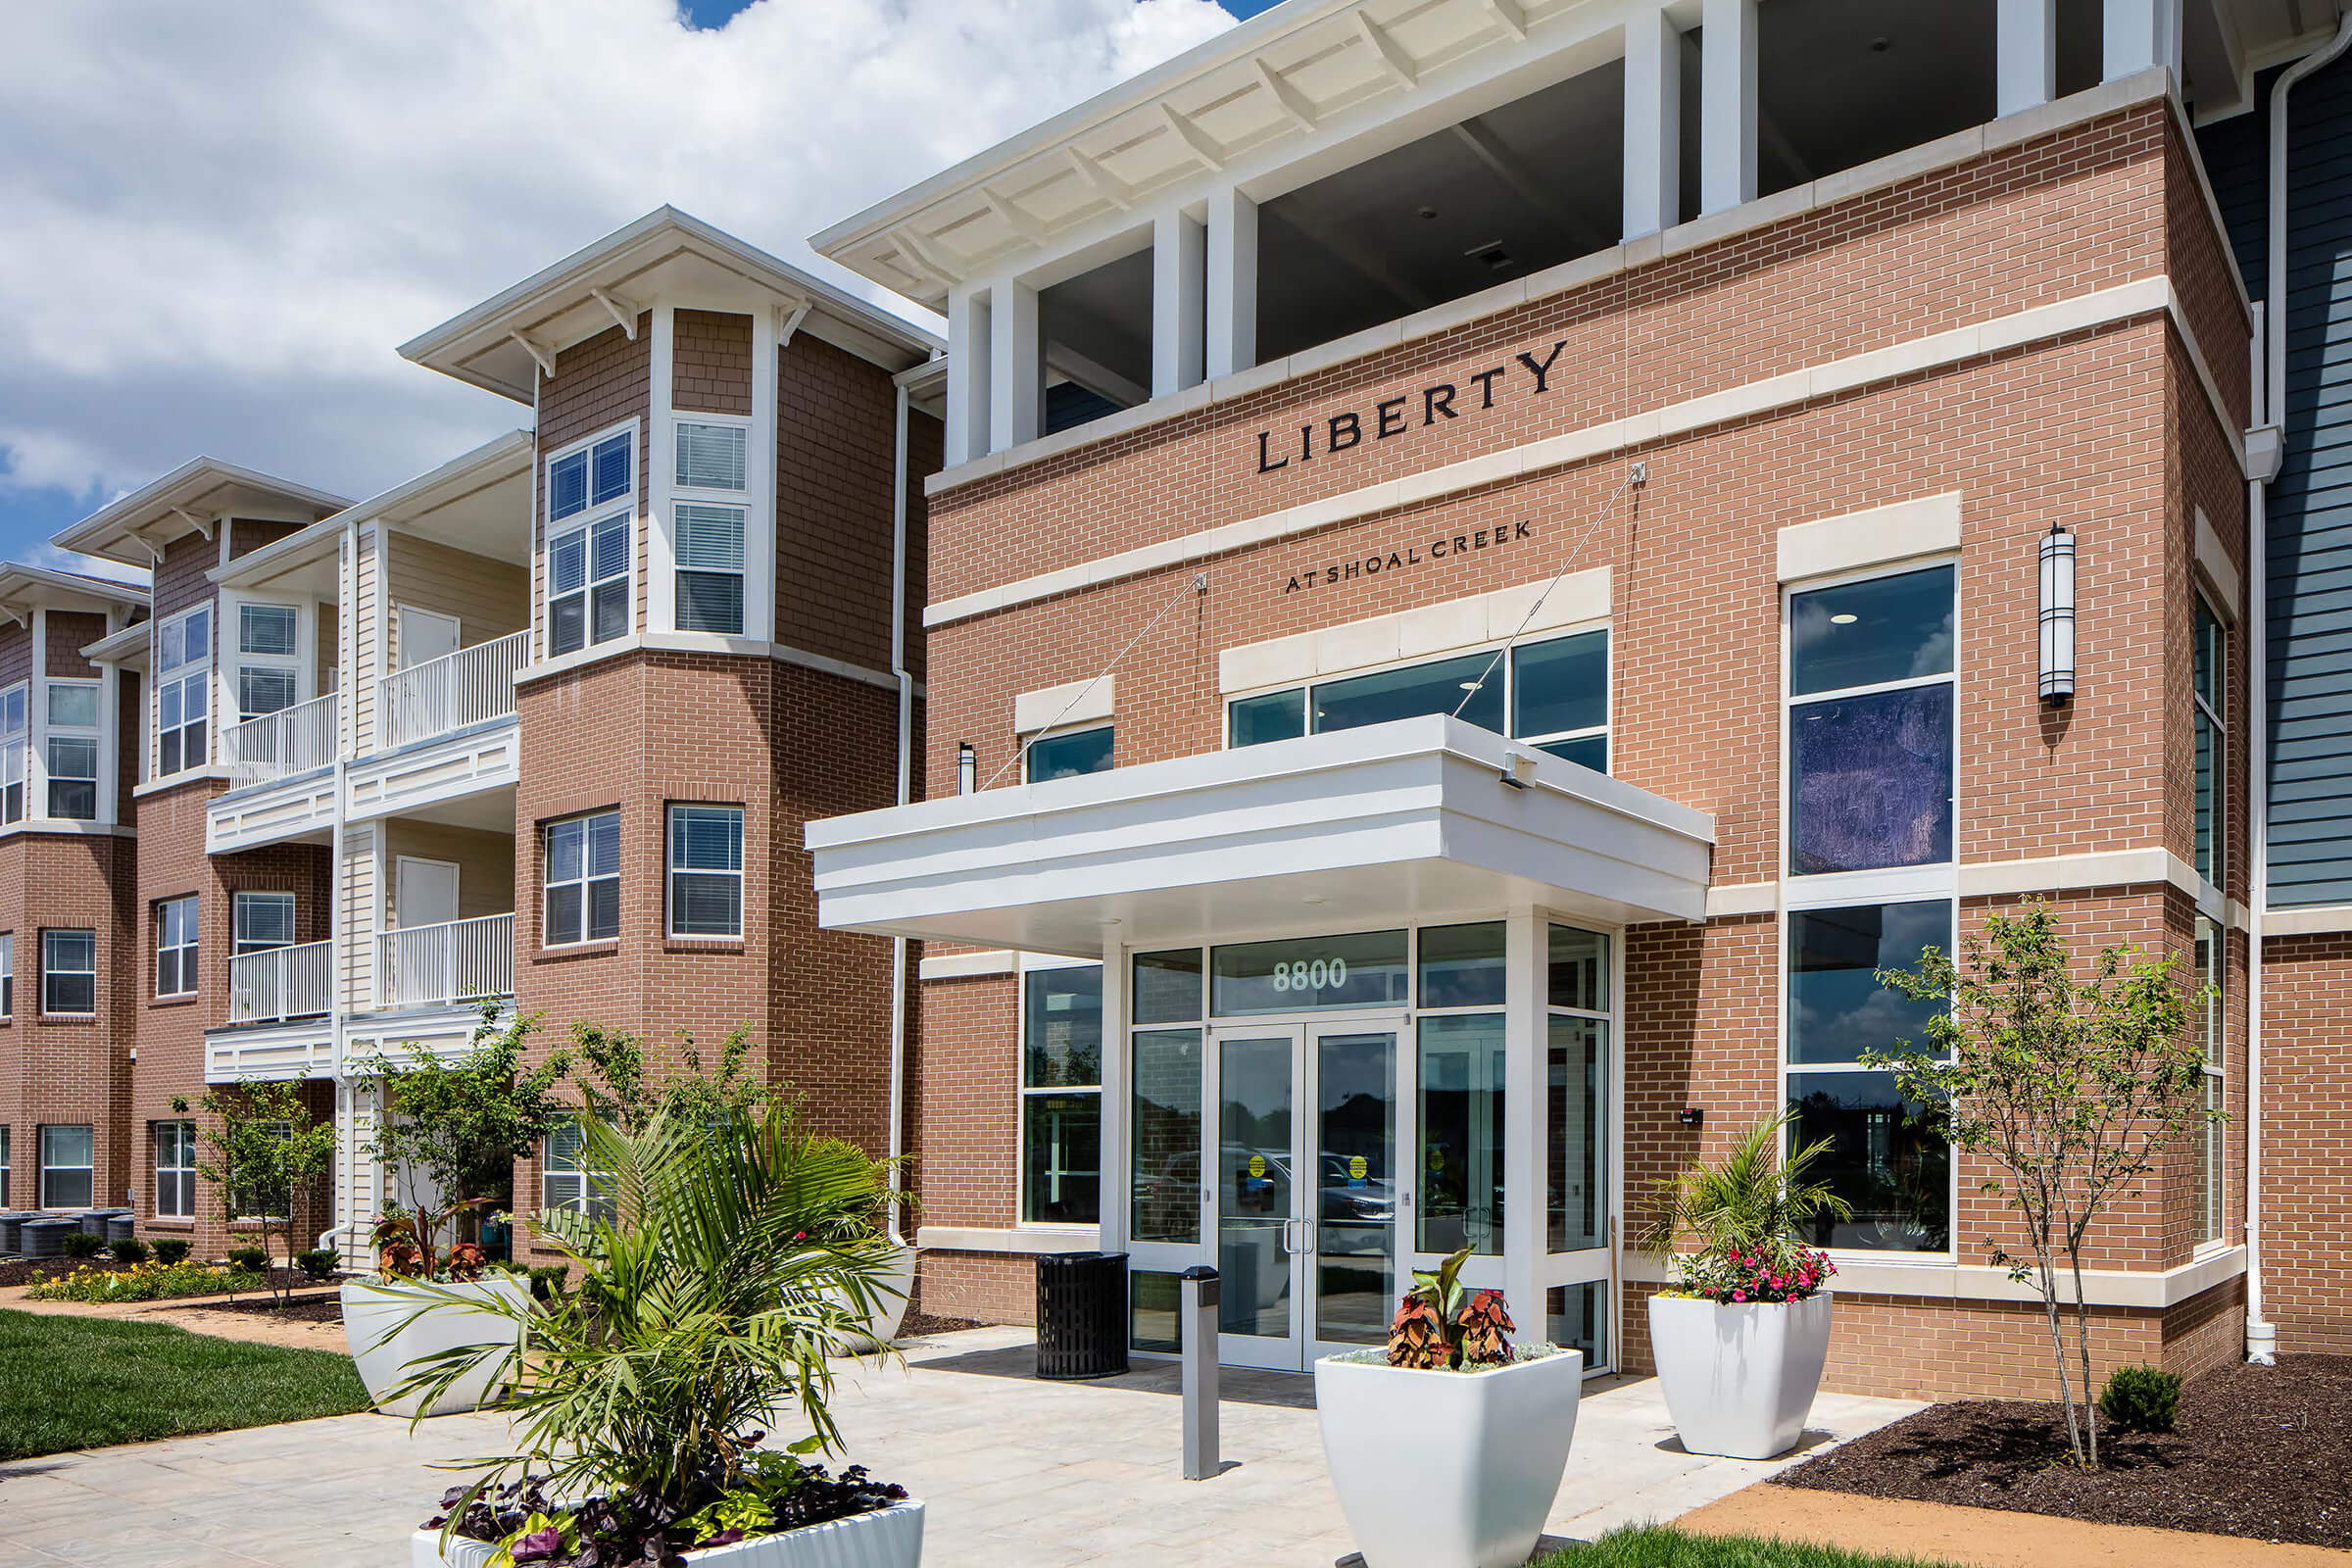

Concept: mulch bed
[[187, 1291, 347, 1323], [1776, 1354, 2352, 1549], [0, 1257, 88, 1288]]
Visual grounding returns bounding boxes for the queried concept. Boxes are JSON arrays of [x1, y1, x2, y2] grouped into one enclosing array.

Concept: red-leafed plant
[[371, 1201, 495, 1283], [1385, 1247, 1515, 1370]]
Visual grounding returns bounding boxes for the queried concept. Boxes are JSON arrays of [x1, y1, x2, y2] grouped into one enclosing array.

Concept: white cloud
[[0, 0, 1236, 516]]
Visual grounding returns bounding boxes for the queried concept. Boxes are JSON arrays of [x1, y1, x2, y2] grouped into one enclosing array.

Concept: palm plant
[[1638, 1109, 1849, 1293], [386, 1099, 908, 1523]]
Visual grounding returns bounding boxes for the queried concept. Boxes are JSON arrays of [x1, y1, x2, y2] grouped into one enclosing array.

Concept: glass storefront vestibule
[[1102, 909, 1620, 1375]]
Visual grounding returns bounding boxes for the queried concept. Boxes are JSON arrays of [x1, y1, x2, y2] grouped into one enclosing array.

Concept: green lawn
[[1537, 1527, 1964, 1568], [0, 1308, 369, 1459]]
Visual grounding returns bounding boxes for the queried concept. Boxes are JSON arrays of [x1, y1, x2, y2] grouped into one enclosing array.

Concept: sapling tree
[[172, 1079, 337, 1307], [1866, 899, 2214, 1467], [568, 1021, 780, 1133]]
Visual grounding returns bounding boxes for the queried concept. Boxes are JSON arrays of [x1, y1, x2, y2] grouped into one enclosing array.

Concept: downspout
[[2247, 14, 2352, 1363], [318, 511, 359, 1260], [885, 371, 917, 1248]]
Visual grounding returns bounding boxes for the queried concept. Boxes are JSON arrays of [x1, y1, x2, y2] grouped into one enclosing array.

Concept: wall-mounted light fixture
[[2038, 523, 2076, 706], [957, 741, 977, 795]]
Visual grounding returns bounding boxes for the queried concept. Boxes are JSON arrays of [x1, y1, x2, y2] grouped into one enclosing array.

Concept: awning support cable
[[988, 571, 1209, 791], [1449, 460, 1646, 723]]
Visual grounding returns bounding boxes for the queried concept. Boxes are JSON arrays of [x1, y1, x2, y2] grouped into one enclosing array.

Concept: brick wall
[[2253, 931, 2352, 1354]]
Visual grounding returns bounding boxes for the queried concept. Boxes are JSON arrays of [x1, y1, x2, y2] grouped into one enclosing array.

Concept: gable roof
[[48, 458, 349, 568]]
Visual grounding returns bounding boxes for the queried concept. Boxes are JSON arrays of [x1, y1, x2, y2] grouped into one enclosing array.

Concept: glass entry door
[[1211, 1020, 1403, 1370]]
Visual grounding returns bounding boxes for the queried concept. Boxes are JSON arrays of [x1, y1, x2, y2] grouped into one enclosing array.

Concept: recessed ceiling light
[[1868, 35, 1891, 52], [1831, 612, 1859, 625], [1418, 205, 1439, 220], [1459, 680, 1482, 691], [1304, 894, 1328, 906]]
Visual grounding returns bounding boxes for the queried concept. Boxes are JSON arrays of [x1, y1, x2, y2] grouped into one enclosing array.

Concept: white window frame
[[544, 809, 621, 948], [1222, 624, 1612, 770], [2195, 915, 2226, 1250], [156, 894, 199, 999], [0, 930, 14, 1018], [2192, 593, 2227, 893], [232, 891, 296, 957], [155, 1118, 197, 1218], [1777, 559, 1961, 1262], [0, 681, 26, 825], [1024, 723, 1115, 784], [44, 678, 100, 821], [154, 604, 213, 778], [544, 421, 638, 660], [665, 804, 744, 939], [542, 1117, 615, 1221], [39, 1123, 93, 1209], [670, 412, 751, 637], [0, 1125, 9, 1207], [41, 928, 96, 1018], [235, 601, 303, 722], [1018, 958, 1105, 1227]]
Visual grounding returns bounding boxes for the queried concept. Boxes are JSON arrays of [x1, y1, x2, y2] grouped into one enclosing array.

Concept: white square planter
[[823, 1245, 916, 1355], [1313, 1349, 1583, 1568], [411, 1501, 924, 1568], [344, 1276, 530, 1418], [1646, 1291, 1834, 1460]]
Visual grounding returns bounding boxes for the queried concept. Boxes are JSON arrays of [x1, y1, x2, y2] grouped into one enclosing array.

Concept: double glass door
[[1211, 1020, 1402, 1370]]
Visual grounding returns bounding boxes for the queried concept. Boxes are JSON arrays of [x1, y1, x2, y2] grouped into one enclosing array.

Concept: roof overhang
[[0, 564, 148, 630], [50, 458, 348, 568], [807, 714, 1714, 960], [82, 618, 151, 668], [400, 206, 943, 405]]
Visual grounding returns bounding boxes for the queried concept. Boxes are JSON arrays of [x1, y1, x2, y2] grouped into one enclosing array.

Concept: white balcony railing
[[377, 630, 528, 753], [226, 940, 332, 1024], [220, 692, 338, 787], [375, 912, 514, 1010]]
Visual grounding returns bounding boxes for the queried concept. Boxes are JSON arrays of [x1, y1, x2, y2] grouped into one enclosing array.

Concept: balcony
[[374, 912, 514, 1010], [377, 630, 527, 752], [226, 940, 332, 1025], [220, 692, 337, 787]]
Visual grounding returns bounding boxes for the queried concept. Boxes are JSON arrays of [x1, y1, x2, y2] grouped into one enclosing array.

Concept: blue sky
[[0, 0, 1247, 579]]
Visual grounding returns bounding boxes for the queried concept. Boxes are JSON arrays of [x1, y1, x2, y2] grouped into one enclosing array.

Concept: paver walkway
[[0, 1326, 1919, 1567]]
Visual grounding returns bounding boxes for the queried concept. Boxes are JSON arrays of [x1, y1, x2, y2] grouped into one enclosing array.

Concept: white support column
[[1699, 0, 1756, 217], [1098, 939, 1128, 1255], [2104, 0, 2180, 81], [1623, 5, 1682, 240], [989, 276, 1042, 455], [1152, 211, 1206, 399], [1204, 184, 1258, 380], [645, 305, 677, 636], [1501, 906, 1546, 1339], [945, 284, 993, 466], [744, 305, 779, 643], [1997, 0, 2057, 117], [26, 608, 47, 818]]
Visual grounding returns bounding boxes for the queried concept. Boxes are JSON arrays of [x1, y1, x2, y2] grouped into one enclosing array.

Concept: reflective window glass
[[1511, 628, 1607, 739], [1787, 1069, 1950, 1252], [1229, 689, 1305, 748], [1417, 1013, 1504, 1254], [1130, 1028, 1202, 1244], [1313, 651, 1502, 736], [1132, 949, 1202, 1024], [1022, 965, 1102, 1089], [1210, 930, 1408, 1015], [1416, 921, 1505, 1009], [1026, 725, 1112, 783], [1789, 683, 1953, 875], [1788, 565, 1955, 697], [1547, 925, 1610, 1010], [1788, 902, 1951, 1064]]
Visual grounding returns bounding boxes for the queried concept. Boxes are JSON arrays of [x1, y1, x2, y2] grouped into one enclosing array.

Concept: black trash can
[[1035, 1250, 1129, 1380]]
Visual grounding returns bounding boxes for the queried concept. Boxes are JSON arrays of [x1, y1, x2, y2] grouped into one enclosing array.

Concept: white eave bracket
[[589, 287, 640, 339], [776, 298, 812, 349], [169, 507, 214, 541], [510, 329, 558, 379]]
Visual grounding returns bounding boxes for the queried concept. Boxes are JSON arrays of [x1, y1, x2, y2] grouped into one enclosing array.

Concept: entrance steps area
[[0, 1325, 1918, 1567]]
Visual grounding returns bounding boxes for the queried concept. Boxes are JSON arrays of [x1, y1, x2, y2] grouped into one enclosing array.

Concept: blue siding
[[2201, 61, 2352, 906]]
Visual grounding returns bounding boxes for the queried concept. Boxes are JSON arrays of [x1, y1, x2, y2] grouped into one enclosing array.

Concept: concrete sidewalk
[[0, 1326, 1920, 1567]]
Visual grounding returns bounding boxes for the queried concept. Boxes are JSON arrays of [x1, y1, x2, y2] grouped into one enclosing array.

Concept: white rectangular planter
[[1313, 1349, 1583, 1568], [411, 1501, 924, 1568], [1646, 1291, 1833, 1460], [344, 1276, 530, 1418]]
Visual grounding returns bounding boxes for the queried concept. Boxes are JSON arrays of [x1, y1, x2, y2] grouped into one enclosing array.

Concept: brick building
[[805, 0, 2352, 1397], [0, 210, 941, 1261]]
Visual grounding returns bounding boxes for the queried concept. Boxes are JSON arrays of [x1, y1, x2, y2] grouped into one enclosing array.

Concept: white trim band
[[1777, 493, 1961, 583], [1625, 1244, 2244, 1310], [917, 949, 1019, 980], [915, 1224, 1101, 1255]]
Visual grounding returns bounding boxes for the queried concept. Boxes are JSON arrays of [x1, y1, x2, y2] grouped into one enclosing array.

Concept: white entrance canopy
[[808, 714, 1715, 958]]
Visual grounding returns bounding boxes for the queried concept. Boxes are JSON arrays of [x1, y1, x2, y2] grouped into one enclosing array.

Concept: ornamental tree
[[1867, 899, 2215, 1467], [172, 1079, 337, 1307]]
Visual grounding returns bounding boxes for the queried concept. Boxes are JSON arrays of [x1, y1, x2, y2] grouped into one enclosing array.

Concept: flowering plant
[[1639, 1108, 1849, 1305], [1669, 1241, 1835, 1305]]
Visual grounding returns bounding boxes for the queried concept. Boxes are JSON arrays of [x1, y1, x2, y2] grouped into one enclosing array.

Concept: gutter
[[2246, 14, 2352, 1365], [884, 369, 919, 1247], [319, 509, 360, 1264]]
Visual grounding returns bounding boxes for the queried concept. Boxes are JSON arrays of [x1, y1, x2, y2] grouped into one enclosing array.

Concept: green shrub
[[527, 1263, 571, 1301], [225, 1247, 269, 1273], [2098, 1364, 2181, 1433], [24, 1260, 268, 1303], [294, 1248, 339, 1282], [110, 1238, 151, 1265], [59, 1233, 106, 1258], [150, 1239, 190, 1265]]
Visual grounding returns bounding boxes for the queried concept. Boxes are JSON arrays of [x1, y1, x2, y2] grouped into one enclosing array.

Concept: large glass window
[[0, 930, 14, 1018], [1232, 628, 1610, 769], [155, 1120, 197, 1218], [1788, 566, 1954, 876], [41, 928, 95, 1016], [0, 1126, 9, 1207], [1022, 964, 1102, 1224], [237, 603, 300, 720], [232, 891, 295, 956], [666, 805, 743, 938], [2193, 599, 2225, 888], [543, 1119, 615, 1222], [39, 1124, 93, 1208], [545, 811, 621, 946], [1548, 920, 1613, 1257], [155, 605, 210, 776], [1417, 1012, 1504, 1254], [0, 683, 25, 823], [1785, 900, 1952, 1252], [1131, 1027, 1203, 1244], [46, 680, 99, 820], [1417, 922, 1505, 1009], [1210, 930, 1409, 1015], [547, 427, 634, 658], [1026, 725, 1113, 783], [1132, 948, 1204, 1025], [156, 895, 198, 998], [673, 504, 746, 636]]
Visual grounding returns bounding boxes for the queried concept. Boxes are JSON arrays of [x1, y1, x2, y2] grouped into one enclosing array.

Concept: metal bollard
[[1179, 1264, 1220, 1480]]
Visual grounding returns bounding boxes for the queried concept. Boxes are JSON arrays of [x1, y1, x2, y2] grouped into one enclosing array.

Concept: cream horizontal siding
[[351, 523, 382, 756], [342, 821, 379, 1011], [382, 820, 516, 924], [383, 536, 528, 668]]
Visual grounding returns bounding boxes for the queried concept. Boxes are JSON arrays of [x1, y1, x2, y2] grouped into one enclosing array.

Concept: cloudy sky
[[0, 0, 1276, 578]]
